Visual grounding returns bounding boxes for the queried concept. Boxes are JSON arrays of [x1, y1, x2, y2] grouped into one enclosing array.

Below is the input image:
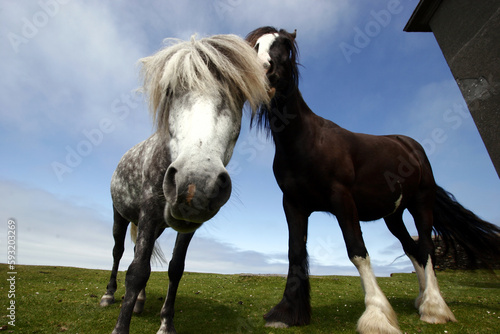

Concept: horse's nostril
[[268, 60, 274, 74], [165, 166, 178, 203], [217, 172, 230, 188], [209, 171, 232, 211]]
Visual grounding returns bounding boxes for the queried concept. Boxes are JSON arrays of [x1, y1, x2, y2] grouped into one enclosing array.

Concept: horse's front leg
[[157, 231, 195, 334], [112, 217, 159, 334], [264, 196, 311, 328]]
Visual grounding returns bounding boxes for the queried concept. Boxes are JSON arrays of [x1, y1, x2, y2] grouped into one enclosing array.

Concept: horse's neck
[[270, 87, 314, 145]]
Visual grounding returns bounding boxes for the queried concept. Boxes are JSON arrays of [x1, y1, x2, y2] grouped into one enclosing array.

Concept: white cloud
[[0, 179, 117, 269], [0, 1, 148, 138]]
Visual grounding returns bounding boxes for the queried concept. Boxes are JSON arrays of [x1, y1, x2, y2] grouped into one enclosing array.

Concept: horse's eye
[[254, 43, 260, 52]]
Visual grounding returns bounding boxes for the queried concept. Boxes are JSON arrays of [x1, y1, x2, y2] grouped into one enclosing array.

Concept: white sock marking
[[351, 256, 401, 333]]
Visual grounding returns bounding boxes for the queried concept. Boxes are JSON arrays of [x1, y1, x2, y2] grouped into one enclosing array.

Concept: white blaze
[[255, 33, 279, 69]]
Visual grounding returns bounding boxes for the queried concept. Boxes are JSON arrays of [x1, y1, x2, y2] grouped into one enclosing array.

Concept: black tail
[[432, 185, 500, 268]]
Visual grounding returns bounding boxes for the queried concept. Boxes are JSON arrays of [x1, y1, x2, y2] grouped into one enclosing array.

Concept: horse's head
[[246, 27, 299, 98], [159, 91, 237, 232], [141, 34, 269, 232]]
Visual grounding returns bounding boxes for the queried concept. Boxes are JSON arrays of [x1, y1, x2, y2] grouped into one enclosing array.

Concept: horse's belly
[[354, 188, 404, 221], [111, 175, 141, 223]]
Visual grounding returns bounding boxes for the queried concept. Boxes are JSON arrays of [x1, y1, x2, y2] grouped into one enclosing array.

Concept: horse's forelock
[[140, 34, 270, 136], [245, 26, 279, 47], [246, 27, 300, 85]]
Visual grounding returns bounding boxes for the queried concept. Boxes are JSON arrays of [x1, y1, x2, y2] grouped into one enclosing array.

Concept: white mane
[[140, 34, 270, 134]]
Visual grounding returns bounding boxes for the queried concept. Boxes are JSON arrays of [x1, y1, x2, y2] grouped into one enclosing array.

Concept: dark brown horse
[[246, 26, 500, 334]]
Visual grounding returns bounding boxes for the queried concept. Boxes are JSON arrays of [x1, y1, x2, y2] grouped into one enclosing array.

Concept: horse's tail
[[130, 224, 167, 266], [432, 185, 500, 267]]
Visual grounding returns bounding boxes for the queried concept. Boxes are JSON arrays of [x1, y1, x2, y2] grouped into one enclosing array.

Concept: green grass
[[1, 265, 499, 333]]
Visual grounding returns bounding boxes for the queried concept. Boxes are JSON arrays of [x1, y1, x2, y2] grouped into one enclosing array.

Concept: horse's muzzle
[[163, 162, 232, 232]]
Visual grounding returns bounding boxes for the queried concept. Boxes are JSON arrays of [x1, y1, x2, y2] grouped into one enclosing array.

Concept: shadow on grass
[[310, 296, 419, 327], [124, 291, 267, 333]]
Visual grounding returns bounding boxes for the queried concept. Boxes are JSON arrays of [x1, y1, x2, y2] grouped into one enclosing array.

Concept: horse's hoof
[[133, 299, 145, 314], [263, 297, 311, 327], [156, 323, 177, 334], [420, 309, 457, 324], [100, 295, 115, 307], [357, 305, 401, 334], [265, 321, 289, 328], [419, 298, 457, 324]]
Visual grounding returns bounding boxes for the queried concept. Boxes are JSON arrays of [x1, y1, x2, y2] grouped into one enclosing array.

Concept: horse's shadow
[[128, 292, 266, 333]]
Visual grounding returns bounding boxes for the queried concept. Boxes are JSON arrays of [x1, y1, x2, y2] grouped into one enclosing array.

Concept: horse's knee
[[125, 262, 151, 291]]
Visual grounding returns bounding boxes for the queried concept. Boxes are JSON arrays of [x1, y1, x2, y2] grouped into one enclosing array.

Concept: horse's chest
[[273, 156, 331, 209]]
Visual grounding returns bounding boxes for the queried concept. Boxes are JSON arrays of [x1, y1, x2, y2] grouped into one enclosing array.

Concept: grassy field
[[1, 265, 499, 333]]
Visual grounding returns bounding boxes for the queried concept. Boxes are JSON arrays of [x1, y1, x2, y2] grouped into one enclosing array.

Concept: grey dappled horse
[[100, 34, 269, 334]]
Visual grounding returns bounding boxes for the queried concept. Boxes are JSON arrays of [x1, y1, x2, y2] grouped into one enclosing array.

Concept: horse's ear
[[290, 29, 297, 40]]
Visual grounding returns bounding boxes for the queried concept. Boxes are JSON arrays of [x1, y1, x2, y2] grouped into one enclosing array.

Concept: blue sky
[[1, 0, 499, 277]]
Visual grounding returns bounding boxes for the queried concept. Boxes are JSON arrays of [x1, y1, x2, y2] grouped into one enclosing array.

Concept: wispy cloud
[[1, 179, 411, 276], [0, 179, 115, 268], [220, 0, 354, 38]]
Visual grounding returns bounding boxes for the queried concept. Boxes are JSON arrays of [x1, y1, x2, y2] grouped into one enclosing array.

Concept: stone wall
[[433, 236, 500, 270]]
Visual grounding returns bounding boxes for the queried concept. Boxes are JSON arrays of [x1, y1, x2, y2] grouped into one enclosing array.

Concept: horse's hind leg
[[336, 194, 401, 334], [383, 211, 424, 307], [133, 227, 165, 314], [408, 203, 456, 324], [101, 206, 130, 307]]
